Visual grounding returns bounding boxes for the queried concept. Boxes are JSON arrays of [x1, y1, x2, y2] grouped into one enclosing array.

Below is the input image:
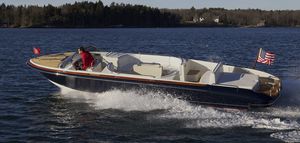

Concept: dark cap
[[79, 47, 85, 52]]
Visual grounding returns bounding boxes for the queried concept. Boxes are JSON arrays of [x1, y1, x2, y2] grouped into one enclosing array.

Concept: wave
[[161, 102, 300, 130], [59, 87, 300, 128], [270, 131, 300, 143], [58, 79, 300, 142], [60, 87, 187, 112]]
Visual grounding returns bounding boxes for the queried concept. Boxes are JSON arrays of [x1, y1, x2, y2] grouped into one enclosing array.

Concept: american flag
[[256, 48, 275, 65]]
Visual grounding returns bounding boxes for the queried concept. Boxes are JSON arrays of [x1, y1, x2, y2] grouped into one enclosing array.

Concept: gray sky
[[0, 0, 299, 10]]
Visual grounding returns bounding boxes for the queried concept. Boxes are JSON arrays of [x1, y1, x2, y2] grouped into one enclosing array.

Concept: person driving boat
[[75, 47, 95, 70]]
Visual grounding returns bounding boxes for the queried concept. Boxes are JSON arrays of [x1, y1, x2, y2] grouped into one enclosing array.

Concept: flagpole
[[252, 48, 262, 69]]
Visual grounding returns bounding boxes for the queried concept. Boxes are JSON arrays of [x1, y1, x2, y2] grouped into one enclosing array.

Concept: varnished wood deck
[[31, 52, 74, 68], [257, 77, 281, 97]]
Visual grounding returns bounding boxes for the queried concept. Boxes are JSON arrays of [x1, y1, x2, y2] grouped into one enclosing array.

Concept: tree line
[[1, 1, 300, 28], [167, 8, 300, 27], [0, 1, 180, 28]]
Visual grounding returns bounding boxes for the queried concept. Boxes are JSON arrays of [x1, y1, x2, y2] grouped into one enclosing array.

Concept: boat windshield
[[59, 52, 79, 69], [58, 46, 99, 69]]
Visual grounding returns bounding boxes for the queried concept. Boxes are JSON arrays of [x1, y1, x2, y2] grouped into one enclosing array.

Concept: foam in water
[[161, 103, 300, 130], [260, 107, 300, 118], [57, 79, 300, 142], [60, 87, 187, 112], [60, 86, 300, 129], [271, 131, 300, 143]]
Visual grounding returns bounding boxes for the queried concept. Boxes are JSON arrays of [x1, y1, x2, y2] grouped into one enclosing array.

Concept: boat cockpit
[[59, 50, 182, 80], [54, 47, 279, 96]]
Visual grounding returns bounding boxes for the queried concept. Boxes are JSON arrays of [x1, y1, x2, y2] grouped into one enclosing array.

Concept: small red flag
[[33, 47, 41, 55]]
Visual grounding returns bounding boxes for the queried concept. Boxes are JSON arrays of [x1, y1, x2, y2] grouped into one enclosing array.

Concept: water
[[0, 28, 300, 142]]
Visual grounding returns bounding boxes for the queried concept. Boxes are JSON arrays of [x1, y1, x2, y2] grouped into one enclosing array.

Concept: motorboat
[[27, 46, 281, 109]]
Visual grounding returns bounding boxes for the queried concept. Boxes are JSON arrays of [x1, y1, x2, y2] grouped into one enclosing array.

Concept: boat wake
[[58, 78, 300, 142], [270, 131, 300, 143], [60, 87, 186, 112], [265, 79, 300, 142]]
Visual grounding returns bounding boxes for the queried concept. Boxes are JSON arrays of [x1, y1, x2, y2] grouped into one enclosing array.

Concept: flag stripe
[[256, 49, 275, 65]]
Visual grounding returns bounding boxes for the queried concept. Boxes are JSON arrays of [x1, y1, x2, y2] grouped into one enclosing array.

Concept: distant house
[[199, 17, 205, 22], [256, 20, 266, 27], [214, 17, 220, 23], [193, 17, 205, 23], [193, 17, 198, 23]]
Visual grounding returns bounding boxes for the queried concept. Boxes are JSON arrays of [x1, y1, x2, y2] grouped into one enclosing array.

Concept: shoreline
[[1, 26, 299, 29]]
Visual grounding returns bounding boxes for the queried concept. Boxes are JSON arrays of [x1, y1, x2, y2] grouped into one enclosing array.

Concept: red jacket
[[80, 51, 94, 70]]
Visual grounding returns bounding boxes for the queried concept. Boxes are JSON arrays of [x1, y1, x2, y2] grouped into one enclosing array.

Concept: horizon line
[[0, 2, 299, 11], [1, 1, 300, 11]]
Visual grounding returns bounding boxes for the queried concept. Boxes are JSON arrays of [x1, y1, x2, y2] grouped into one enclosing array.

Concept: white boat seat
[[186, 70, 201, 82], [217, 73, 259, 90], [133, 63, 163, 78], [200, 71, 259, 90], [199, 71, 216, 84], [200, 61, 259, 90], [162, 70, 179, 80], [199, 62, 222, 84]]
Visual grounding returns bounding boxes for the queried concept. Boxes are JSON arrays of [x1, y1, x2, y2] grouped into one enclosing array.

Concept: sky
[[0, 0, 300, 10]]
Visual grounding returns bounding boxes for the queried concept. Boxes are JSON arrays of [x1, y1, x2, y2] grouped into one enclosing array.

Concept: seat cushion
[[186, 70, 201, 82], [217, 73, 259, 90], [133, 63, 163, 78], [199, 71, 216, 84]]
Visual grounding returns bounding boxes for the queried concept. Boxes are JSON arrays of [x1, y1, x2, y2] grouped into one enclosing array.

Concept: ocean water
[[0, 28, 300, 142]]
